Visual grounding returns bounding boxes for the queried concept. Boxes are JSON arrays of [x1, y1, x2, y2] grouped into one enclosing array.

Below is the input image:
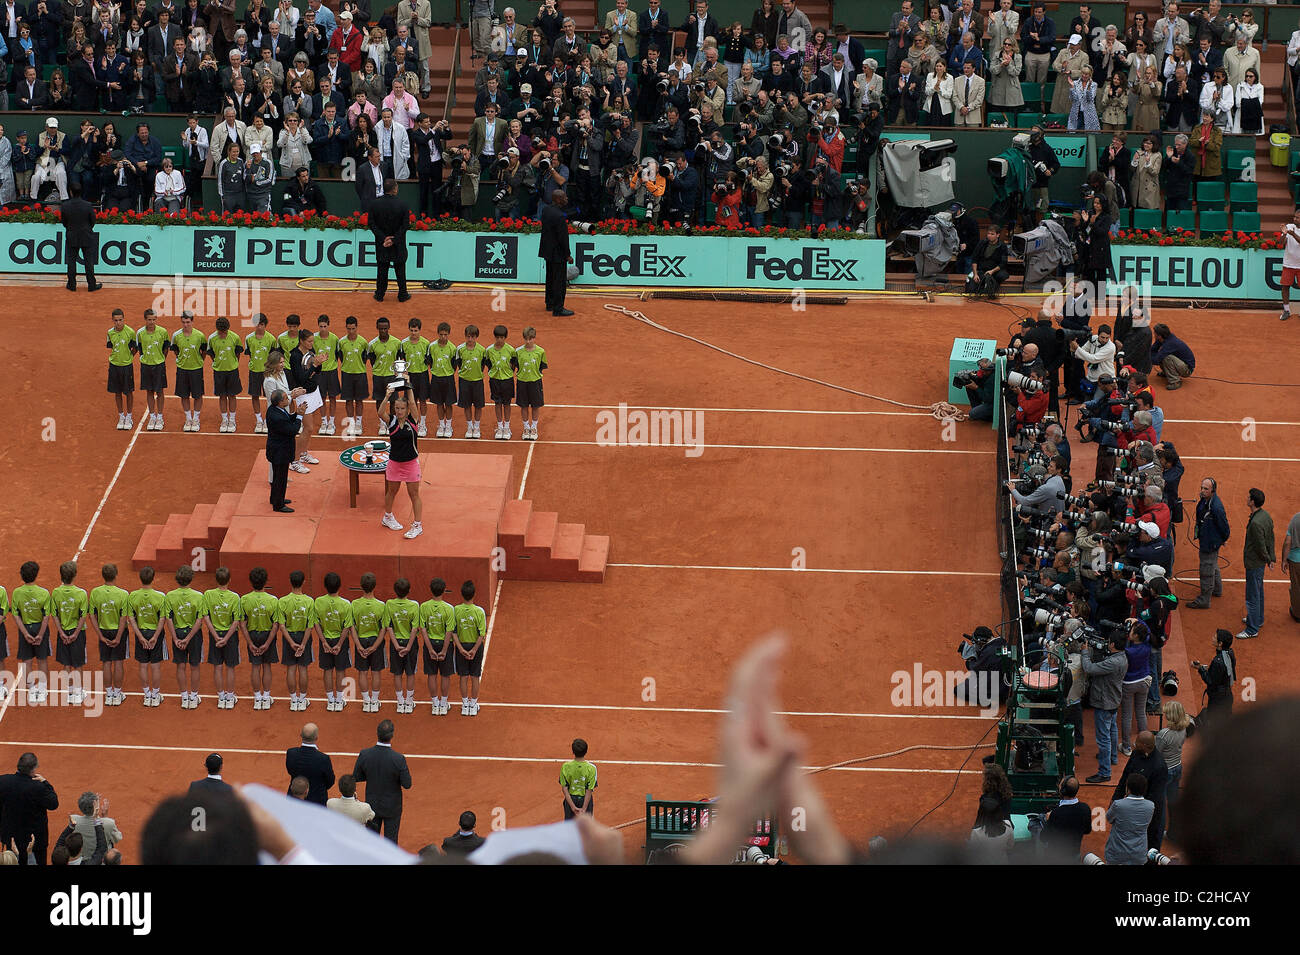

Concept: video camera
[[952, 366, 991, 388], [957, 629, 996, 663]]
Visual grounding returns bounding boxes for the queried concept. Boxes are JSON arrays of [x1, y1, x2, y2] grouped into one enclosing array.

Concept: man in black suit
[[186, 753, 234, 797], [370, 177, 411, 303], [355, 146, 386, 214], [285, 723, 335, 805], [440, 810, 486, 856], [352, 719, 412, 844], [60, 183, 101, 293], [538, 189, 573, 316], [1040, 775, 1092, 861], [15, 65, 50, 111], [639, 0, 671, 59], [0, 752, 59, 866], [679, 0, 719, 65], [266, 389, 301, 512]]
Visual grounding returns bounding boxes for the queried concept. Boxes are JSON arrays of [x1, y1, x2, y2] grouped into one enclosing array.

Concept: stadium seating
[[1232, 211, 1262, 232], [1019, 82, 1043, 109], [1196, 181, 1225, 208], [1222, 148, 1253, 181], [1198, 210, 1228, 235], [1166, 210, 1196, 232], [1229, 181, 1258, 210], [1132, 209, 1163, 231], [1114, 208, 1132, 229], [1017, 112, 1043, 128]]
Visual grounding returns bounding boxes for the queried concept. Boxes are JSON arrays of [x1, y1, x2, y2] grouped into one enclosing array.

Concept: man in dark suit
[[285, 723, 335, 805], [266, 389, 301, 512], [15, 65, 50, 111], [1040, 775, 1092, 861], [679, 1, 719, 65], [369, 177, 411, 303], [538, 189, 573, 316], [440, 810, 486, 856], [60, 183, 101, 293], [355, 146, 386, 214], [0, 752, 59, 866], [70, 42, 108, 111], [186, 753, 234, 797], [146, 8, 183, 92], [638, 0, 670, 60], [352, 719, 412, 844]]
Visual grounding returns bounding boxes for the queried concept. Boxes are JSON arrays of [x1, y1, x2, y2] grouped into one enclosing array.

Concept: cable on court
[[604, 303, 969, 422]]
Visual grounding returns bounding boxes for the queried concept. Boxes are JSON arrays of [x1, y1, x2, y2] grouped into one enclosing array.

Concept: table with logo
[[339, 442, 391, 507]]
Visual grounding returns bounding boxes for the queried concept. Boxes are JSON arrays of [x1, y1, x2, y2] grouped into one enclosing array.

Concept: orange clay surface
[[0, 285, 1296, 861]]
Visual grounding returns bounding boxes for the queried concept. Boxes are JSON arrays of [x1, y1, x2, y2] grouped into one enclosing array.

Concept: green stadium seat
[[1132, 209, 1162, 231], [1115, 208, 1132, 229], [1232, 211, 1261, 233], [1196, 181, 1225, 207], [1017, 111, 1043, 128], [1166, 210, 1196, 232], [1290, 151, 1300, 172], [162, 145, 184, 170], [1043, 112, 1067, 126], [1019, 81, 1042, 107], [1222, 149, 1254, 181], [1198, 210, 1228, 235], [862, 49, 887, 68], [1229, 181, 1258, 210], [986, 111, 1011, 127], [42, 64, 58, 83]]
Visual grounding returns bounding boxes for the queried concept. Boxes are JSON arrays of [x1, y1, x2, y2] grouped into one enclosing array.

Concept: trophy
[[388, 358, 409, 392]]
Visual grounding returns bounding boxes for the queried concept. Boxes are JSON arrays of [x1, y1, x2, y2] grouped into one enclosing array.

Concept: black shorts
[[134, 628, 166, 664], [516, 379, 544, 409], [54, 628, 87, 668], [175, 367, 205, 399], [108, 363, 135, 394], [140, 362, 167, 392], [431, 375, 457, 406], [423, 640, 455, 676], [172, 626, 203, 666], [407, 371, 431, 401], [454, 644, 483, 677], [283, 631, 314, 666], [0, 621, 7, 660], [389, 640, 418, 674], [248, 370, 266, 397], [208, 631, 241, 667], [97, 626, 129, 662], [318, 636, 351, 670], [16, 621, 49, 661], [458, 378, 485, 409], [318, 368, 342, 397], [341, 371, 369, 401], [489, 378, 515, 404], [247, 629, 279, 665], [355, 636, 386, 670], [213, 369, 242, 397], [372, 375, 395, 401]]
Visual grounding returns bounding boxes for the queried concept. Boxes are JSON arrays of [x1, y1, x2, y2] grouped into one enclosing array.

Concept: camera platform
[[131, 451, 610, 595]]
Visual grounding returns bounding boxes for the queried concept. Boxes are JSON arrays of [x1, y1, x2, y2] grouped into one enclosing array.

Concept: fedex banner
[[0, 224, 886, 291]]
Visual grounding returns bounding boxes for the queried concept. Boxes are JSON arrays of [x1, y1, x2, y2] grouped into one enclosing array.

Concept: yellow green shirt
[[418, 598, 456, 641], [455, 341, 486, 381], [202, 587, 244, 632], [382, 597, 421, 641], [207, 331, 243, 372], [0, 585, 8, 621], [560, 759, 598, 797], [429, 340, 457, 378], [313, 594, 353, 641], [338, 335, 369, 375], [485, 342, 517, 380], [515, 344, 547, 382], [47, 584, 89, 631], [12, 584, 50, 625], [171, 328, 207, 371], [240, 590, 279, 631], [127, 587, 169, 631], [350, 595, 386, 639], [165, 586, 205, 629], [278, 592, 317, 632], [314, 331, 341, 371], [278, 329, 300, 355], [107, 325, 136, 366], [368, 335, 402, 376], [135, 326, 169, 366], [244, 331, 276, 373], [402, 335, 431, 373], [89, 584, 131, 630], [452, 601, 487, 646]]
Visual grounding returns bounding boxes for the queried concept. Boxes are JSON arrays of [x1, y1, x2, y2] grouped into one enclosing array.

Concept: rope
[[603, 303, 968, 421], [605, 740, 997, 832]]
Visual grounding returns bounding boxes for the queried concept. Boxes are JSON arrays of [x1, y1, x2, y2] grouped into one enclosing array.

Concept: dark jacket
[[0, 771, 59, 843], [59, 197, 98, 251], [1194, 494, 1230, 554], [265, 403, 301, 464], [14, 77, 50, 111], [971, 238, 1009, 277], [440, 831, 487, 855], [69, 56, 106, 110], [55, 820, 108, 866], [538, 201, 570, 262], [1243, 509, 1276, 570], [186, 776, 234, 797], [1163, 82, 1199, 130], [311, 114, 350, 165], [1041, 799, 1092, 858], [1113, 749, 1168, 849], [288, 346, 321, 394], [369, 193, 410, 259], [285, 745, 335, 806], [1018, 318, 1065, 372], [284, 176, 328, 213], [352, 743, 412, 818], [1151, 332, 1195, 372], [354, 159, 386, 211], [1028, 138, 1059, 189]]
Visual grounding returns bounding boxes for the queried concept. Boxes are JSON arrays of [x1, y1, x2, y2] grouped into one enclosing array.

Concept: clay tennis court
[[1, 280, 1296, 859]]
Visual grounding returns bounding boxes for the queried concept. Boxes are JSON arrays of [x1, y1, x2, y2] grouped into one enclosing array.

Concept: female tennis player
[[381, 373, 424, 540]]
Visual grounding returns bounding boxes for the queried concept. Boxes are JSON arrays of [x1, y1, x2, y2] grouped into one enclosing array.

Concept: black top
[[289, 345, 321, 393], [352, 744, 413, 816], [285, 745, 336, 806], [369, 192, 410, 247], [0, 772, 59, 836], [59, 197, 98, 248], [387, 414, 418, 462], [538, 202, 570, 262]]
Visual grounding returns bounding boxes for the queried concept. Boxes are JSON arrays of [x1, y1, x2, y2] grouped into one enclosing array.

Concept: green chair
[[987, 111, 1011, 127], [1115, 208, 1132, 229], [1222, 148, 1254, 182], [1132, 209, 1163, 231], [1017, 111, 1044, 128], [1020, 81, 1042, 108], [1196, 181, 1225, 208], [1166, 210, 1196, 232], [1229, 181, 1258, 210], [862, 49, 887, 68], [1232, 211, 1262, 233], [1043, 112, 1067, 126], [1198, 210, 1228, 235], [162, 145, 184, 170]]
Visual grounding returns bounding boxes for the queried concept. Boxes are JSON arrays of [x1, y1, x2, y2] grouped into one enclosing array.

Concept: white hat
[[250, 142, 263, 153], [520, 82, 532, 94], [1141, 565, 1167, 584], [338, 9, 352, 19], [1068, 33, 1082, 44], [1137, 520, 1160, 538], [507, 146, 519, 156], [46, 117, 58, 128]]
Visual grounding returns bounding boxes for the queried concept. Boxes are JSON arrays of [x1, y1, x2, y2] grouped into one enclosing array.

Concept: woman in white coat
[[923, 59, 955, 127], [1233, 68, 1265, 136], [0, 128, 15, 204]]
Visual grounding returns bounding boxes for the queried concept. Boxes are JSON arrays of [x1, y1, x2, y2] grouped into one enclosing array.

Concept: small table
[[339, 442, 391, 508]]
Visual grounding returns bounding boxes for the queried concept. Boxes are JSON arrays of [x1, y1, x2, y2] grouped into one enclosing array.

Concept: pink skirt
[[385, 457, 422, 483]]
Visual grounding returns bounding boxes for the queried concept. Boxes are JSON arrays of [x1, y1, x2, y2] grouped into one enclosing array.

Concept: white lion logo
[[485, 240, 509, 265], [203, 235, 227, 259]]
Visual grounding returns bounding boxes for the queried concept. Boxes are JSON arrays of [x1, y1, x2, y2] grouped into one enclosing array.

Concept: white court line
[[478, 578, 505, 678], [607, 563, 1000, 577], [73, 414, 149, 561], [0, 663, 23, 732], [1164, 419, 1300, 427], [219, 397, 934, 417], [1181, 455, 1300, 464], [517, 441, 535, 500], [0, 739, 981, 776]]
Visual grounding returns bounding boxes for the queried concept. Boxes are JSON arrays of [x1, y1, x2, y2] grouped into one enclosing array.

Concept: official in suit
[[440, 810, 486, 855], [60, 182, 101, 292], [186, 753, 234, 797], [953, 62, 985, 126], [468, 103, 508, 177], [538, 189, 573, 316], [369, 178, 411, 303], [285, 723, 335, 805], [0, 753, 59, 866], [355, 146, 386, 214], [639, 0, 671, 58], [266, 390, 301, 512], [352, 719, 412, 844]]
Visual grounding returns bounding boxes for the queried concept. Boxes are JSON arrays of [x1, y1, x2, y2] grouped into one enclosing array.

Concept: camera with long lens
[[1082, 626, 1112, 653], [492, 183, 511, 203], [952, 367, 990, 388], [1108, 520, 1141, 540], [1056, 492, 1092, 510], [995, 346, 1019, 359], [957, 629, 993, 662], [538, 156, 552, 172], [1022, 544, 1054, 561], [1097, 480, 1143, 499], [1033, 608, 1069, 629], [1005, 370, 1043, 394], [1122, 577, 1148, 595]]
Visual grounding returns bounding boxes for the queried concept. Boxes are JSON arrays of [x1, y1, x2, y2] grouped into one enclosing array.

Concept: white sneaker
[[404, 521, 423, 540], [256, 419, 267, 434], [470, 699, 480, 715], [418, 421, 428, 438], [117, 413, 126, 430], [503, 426, 512, 440], [382, 512, 404, 531], [460, 699, 469, 715], [378, 421, 389, 436], [290, 460, 311, 473], [494, 422, 505, 439], [466, 423, 476, 439], [300, 452, 320, 465], [301, 695, 310, 710], [125, 415, 133, 430]]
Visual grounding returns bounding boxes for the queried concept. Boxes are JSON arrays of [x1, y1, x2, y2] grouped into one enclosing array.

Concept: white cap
[[507, 146, 519, 156], [1069, 33, 1082, 44], [338, 9, 352, 19], [250, 142, 263, 153], [46, 117, 58, 128], [1137, 520, 1160, 538]]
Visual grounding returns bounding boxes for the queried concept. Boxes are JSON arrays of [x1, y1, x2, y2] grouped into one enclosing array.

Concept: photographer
[[966, 225, 1009, 297], [492, 147, 535, 217], [698, 128, 734, 193], [954, 626, 1008, 708], [1136, 575, 1176, 716], [808, 156, 843, 231], [711, 169, 743, 226], [638, 46, 668, 117], [1082, 629, 1127, 783], [1004, 454, 1067, 515], [958, 357, 996, 422], [1121, 520, 1174, 574], [410, 114, 450, 218], [1068, 323, 1116, 398], [630, 157, 668, 222], [450, 144, 481, 219], [732, 120, 764, 163], [1192, 629, 1236, 726], [1025, 125, 1060, 227], [691, 72, 726, 115], [1119, 409, 1158, 456], [530, 148, 569, 216], [736, 155, 773, 228], [666, 153, 700, 224], [777, 153, 809, 229], [648, 102, 686, 160], [1007, 364, 1050, 434], [282, 165, 327, 215], [602, 109, 640, 169], [1010, 310, 1065, 415], [1119, 619, 1153, 756]]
